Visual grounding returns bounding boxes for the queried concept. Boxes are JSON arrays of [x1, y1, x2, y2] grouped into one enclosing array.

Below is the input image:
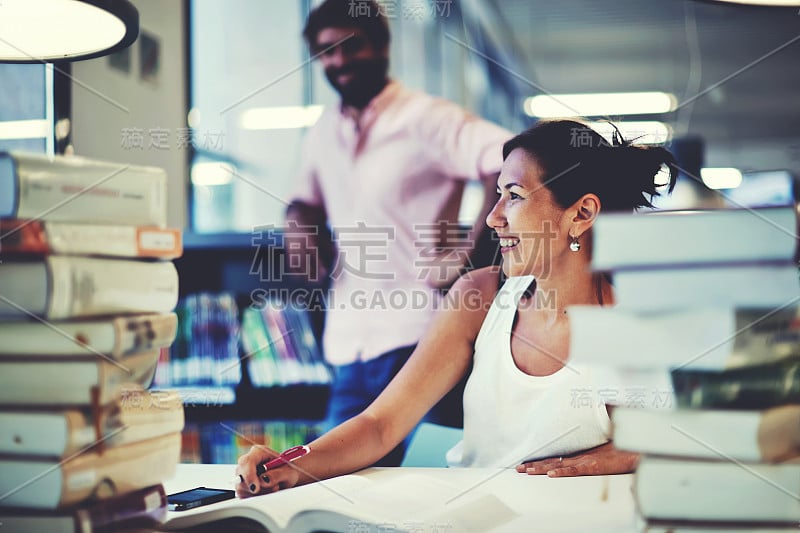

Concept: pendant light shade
[[0, 0, 139, 63]]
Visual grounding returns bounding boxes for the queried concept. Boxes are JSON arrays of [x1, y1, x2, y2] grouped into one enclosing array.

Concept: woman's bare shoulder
[[451, 266, 503, 296], [426, 266, 502, 348], [443, 266, 502, 319]]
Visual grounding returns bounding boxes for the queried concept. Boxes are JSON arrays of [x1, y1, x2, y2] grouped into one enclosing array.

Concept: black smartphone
[[167, 487, 235, 511]]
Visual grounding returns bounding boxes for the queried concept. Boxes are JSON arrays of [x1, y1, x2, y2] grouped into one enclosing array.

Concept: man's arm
[[425, 174, 500, 290], [420, 102, 511, 289], [284, 200, 334, 282], [467, 171, 501, 269]]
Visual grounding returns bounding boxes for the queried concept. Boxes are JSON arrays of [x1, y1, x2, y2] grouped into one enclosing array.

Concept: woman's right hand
[[235, 445, 301, 498]]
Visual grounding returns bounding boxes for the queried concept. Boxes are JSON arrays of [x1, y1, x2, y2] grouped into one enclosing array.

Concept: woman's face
[[486, 148, 570, 279]]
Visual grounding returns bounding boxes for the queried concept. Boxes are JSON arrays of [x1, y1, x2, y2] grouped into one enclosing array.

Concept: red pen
[[256, 445, 310, 475]]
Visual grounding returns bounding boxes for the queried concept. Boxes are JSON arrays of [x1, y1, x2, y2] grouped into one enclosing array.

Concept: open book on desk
[[160, 466, 637, 532]]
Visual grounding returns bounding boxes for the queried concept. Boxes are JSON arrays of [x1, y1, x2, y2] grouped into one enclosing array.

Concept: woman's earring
[[569, 234, 581, 252]]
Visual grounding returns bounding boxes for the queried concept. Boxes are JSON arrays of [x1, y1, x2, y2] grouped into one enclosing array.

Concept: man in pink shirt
[[286, 0, 511, 465]]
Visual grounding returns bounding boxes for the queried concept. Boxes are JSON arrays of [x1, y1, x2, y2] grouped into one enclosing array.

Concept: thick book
[[642, 519, 800, 532], [610, 263, 800, 312], [162, 466, 637, 532], [612, 405, 800, 462], [0, 348, 160, 406], [671, 358, 800, 409], [0, 389, 184, 457], [0, 484, 167, 532], [161, 471, 522, 533], [0, 433, 180, 510], [0, 219, 182, 259], [0, 313, 178, 357], [592, 206, 798, 270], [0, 256, 179, 320], [568, 305, 800, 371], [0, 151, 167, 227], [634, 455, 800, 522]]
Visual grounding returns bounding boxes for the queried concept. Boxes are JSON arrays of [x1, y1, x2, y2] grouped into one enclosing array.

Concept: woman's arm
[[516, 404, 639, 477], [236, 268, 500, 496], [516, 441, 640, 477]]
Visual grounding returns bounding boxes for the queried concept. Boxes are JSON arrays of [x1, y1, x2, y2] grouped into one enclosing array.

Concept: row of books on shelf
[[0, 151, 185, 532], [572, 205, 800, 532], [153, 294, 332, 389], [158, 292, 242, 387], [180, 420, 325, 465]]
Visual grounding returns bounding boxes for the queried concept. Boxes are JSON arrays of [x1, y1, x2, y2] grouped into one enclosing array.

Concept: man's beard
[[325, 57, 389, 109]]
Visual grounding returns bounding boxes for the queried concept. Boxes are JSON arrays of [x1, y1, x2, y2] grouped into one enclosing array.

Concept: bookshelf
[[163, 231, 331, 463]]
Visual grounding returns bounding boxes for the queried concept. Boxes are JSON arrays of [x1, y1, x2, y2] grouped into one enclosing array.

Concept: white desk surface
[[160, 464, 639, 532]]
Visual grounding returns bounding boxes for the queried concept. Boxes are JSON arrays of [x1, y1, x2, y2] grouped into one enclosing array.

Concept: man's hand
[[516, 442, 640, 477], [284, 202, 334, 282]]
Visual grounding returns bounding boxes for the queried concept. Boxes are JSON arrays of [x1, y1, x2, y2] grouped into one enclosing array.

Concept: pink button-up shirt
[[291, 81, 512, 365]]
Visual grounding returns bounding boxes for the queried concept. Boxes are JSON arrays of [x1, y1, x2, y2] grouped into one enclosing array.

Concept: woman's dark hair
[[303, 0, 390, 52], [502, 119, 678, 212]]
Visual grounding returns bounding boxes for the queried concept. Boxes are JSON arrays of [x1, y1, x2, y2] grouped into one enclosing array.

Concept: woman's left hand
[[516, 442, 639, 477]]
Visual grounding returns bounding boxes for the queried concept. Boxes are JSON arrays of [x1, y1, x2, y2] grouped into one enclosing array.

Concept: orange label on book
[[136, 228, 181, 257]]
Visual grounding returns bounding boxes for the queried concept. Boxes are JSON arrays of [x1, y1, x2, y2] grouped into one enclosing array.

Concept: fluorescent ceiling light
[[585, 121, 672, 145], [701, 167, 743, 189], [0, 119, 49, 140], [240, 106, 325, 130], [524, 92, 677, 118], [191, 162, 235, 186], [0, 0, 139, 63], [708, 0, 800, 5]]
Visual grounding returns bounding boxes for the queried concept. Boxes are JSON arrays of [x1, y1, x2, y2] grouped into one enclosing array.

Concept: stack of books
[[569, 205, 800, 531], [0, 152, 185, 531]]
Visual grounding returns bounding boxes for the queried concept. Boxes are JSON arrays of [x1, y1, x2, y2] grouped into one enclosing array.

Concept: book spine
[[58, 433, 180, 508], [611, 264, 800, 312], [112, 313, 179, 357], [0, 220, 183, 259], [180, 424, 202, 463], [636, 456, 800, 522], [241, 306, 280, 387], [569, 306, 800, 371], [215, 293, 241, 386], [671, 358, 800, 409], [6, 152, 167, 227], [0, 411, 75, 456], [0, 219, 50, 254], [262, 306, 300, 385], [82, 484, 167, 531], [592, 207, 798, 269], [0, 152, 19, 217], [47, 256, 179, 320], [611, 407, 765, 462]]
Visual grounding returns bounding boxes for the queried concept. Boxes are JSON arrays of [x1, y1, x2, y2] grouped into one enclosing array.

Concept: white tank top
[[447, 275, 611, 468]]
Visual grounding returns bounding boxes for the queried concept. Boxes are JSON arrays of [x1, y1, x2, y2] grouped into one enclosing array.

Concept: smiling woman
[[235, 119, 680, 494], [489, 119, 678, 281]]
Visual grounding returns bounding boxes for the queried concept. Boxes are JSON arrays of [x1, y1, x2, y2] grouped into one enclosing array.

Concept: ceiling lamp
[[524, 92, 677, 118], [0, 0, 139, 63], [705, 1, 800, 5]]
